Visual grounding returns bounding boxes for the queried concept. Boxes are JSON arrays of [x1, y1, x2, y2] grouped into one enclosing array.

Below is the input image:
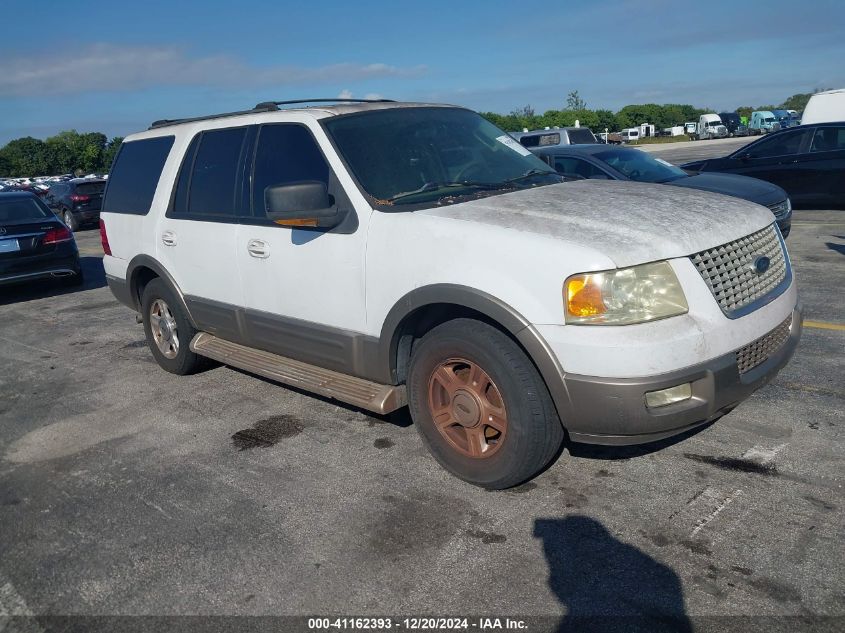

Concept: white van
[[801, 88, 845, 125], [697, 114, 728, 140], [619, 128, 640, 143]]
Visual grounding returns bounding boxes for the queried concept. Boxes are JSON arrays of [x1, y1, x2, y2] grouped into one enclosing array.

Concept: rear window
[[75, 182, 105, 195], [567, 128, 597, 144], [519, 133, 560, 147], [102, 136, 174, 215], [0, 197, 52, 225]]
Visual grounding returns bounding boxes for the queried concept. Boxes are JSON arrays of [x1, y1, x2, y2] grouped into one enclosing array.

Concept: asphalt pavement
[[0, 147, 843, 631], [636, 136, 753, 165]]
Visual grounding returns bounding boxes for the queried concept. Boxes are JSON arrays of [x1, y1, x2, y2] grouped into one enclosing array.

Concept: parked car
[[801, 88, 845, 125], [517, 127, 597, 147], [45, 178, 106, 231], [733, 124, 750, 137], [529, 144, 792, 236], [748, 111, 781, 135], [0, 191, 83, 287], [697, 114, 728, 140], [681, 122, 845, 208], [101, 99, 800, 489]]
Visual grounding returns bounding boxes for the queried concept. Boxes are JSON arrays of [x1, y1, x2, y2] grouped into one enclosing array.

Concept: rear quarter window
[[102, 136, 174, 215]]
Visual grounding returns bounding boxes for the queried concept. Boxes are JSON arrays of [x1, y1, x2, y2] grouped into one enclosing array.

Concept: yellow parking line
[[803, 320, 845, 331]]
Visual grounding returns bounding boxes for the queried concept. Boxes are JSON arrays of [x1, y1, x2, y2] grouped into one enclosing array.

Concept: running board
[[190, 332, 407, 414]]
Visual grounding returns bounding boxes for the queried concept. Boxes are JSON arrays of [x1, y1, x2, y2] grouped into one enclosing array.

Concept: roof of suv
[[147, 99, 457, 131]]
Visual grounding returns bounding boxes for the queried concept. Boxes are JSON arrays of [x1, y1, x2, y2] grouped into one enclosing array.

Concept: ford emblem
[[752, 255, 771, 275]]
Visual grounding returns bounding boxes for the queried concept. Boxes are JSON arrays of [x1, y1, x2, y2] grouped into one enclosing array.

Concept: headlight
[[564, 261, 688, 325]]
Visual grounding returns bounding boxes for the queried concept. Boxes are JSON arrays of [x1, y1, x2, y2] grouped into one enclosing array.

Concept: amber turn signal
[[274, 218, 319, 227], [565, 274, 606, 317]]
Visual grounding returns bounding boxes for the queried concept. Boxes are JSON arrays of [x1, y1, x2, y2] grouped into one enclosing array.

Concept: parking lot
[[0, 142, 843, 631]]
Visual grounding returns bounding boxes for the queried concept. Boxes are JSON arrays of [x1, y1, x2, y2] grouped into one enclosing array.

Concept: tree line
[[481, 90, 821, 133], [0, 91, 823, 177], [0, 130, 123, 178]]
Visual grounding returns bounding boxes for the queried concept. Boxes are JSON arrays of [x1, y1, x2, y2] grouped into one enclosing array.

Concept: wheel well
[[392, 303, 513, 384], [132, 266, 159, 308]]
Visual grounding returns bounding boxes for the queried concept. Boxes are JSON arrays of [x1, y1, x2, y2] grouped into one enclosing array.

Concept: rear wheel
[[407, 319, 564, 489], [141, 278, 211, 375]]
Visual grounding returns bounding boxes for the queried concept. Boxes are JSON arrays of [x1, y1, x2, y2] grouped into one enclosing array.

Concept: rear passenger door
[[728, 128, 812, 193], [235, 122, 369, 374], [158, 126, 253, 341], [796, 126, 845, 206]]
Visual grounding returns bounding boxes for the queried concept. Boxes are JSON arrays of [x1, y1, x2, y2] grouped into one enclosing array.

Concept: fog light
[[645, 383, 692, 408]]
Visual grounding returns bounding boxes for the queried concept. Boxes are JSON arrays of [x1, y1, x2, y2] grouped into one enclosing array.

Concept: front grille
[[690, 224, 788, 317], [768, 199, 790, 220], [736, 316, 792, 374]]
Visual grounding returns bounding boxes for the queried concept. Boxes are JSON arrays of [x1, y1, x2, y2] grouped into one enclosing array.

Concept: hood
[[667, 172, 786, 207], [418, 180, 775, 268]]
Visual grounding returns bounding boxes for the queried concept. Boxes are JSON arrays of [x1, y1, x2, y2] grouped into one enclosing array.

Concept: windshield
[[322, 107, 561, 207], [594, 148, 687, 183], [764, 117, 775, 123], [707, 121, 722, 127], [0, 197, 52, 225]]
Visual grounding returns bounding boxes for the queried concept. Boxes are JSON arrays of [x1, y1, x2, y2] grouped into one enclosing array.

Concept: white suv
[[100, 99, 801, 489]]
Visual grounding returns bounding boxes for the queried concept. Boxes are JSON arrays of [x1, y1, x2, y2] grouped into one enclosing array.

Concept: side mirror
[[739, 153, 752, 161], [265, 181, 343, 228]]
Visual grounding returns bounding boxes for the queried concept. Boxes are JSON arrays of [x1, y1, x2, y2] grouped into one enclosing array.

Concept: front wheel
[[407, 319, 564, 489]]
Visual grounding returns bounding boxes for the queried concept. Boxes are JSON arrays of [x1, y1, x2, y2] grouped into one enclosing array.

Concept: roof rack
[[149, 98, 395, 129]]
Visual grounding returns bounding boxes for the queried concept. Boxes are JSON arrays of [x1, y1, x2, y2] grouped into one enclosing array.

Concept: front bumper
[[557, 305, 802, 445]]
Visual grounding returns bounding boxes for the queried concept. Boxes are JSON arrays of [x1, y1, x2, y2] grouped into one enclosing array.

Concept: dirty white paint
[[421, 179, 775, 268]]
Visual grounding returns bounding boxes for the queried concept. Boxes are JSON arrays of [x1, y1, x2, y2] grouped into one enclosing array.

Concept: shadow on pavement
[[534, 516, 691, 633], [567, 421, 716, 461], [0, 256, 105, 306]]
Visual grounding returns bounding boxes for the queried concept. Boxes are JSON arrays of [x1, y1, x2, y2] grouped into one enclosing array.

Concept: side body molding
[[376, 284, 571, 418]]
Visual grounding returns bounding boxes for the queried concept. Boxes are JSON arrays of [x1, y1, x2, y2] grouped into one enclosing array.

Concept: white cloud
[[0, 44, 427, 97], [337, 89, 354, 99]]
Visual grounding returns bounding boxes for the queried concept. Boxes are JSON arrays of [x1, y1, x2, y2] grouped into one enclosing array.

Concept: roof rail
[[149, 98, 395, 130], [253, 98, 395, 110]]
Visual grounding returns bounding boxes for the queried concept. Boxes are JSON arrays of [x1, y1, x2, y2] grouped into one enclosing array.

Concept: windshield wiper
[[386, 181, 502, 203], [502, 169, 558, 184]]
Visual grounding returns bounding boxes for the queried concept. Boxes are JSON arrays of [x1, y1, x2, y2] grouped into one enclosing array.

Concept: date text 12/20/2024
[[308, 618, 528, 630]]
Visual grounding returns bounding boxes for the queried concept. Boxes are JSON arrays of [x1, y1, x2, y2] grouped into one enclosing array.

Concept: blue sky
[[1, 0, 843, 145]]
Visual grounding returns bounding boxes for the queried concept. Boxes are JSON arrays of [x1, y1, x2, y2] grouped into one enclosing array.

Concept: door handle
[[161, 230, 177, 246], [247, 239, 270, 258]]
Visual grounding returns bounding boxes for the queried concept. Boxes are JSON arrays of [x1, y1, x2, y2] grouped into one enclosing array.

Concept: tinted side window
[[553, 157, 604, 179], [171, 134, 200, 216], [809, 127, 845, 153], [187, 127, 247, 217], [251, 124, 329, 218], [102, 136, 174, 215], [750, 130, 810, 158]]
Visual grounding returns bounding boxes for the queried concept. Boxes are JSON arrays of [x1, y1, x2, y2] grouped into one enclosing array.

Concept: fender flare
[[125, 254, 197, 328], [376, 284, 570, 420]]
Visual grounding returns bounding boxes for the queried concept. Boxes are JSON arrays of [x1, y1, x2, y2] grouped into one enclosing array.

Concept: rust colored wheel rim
[[427, 358, 508, 459]]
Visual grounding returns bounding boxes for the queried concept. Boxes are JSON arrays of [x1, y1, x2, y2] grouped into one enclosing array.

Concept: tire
[[407, 318, 564, 489], [141, 278, 211, 375], [63, 210, 78, 232]]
